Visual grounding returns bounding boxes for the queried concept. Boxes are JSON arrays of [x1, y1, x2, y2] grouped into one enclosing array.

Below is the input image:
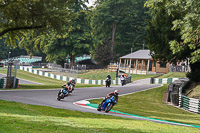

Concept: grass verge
[[90, 85, 200, 126], [0, 69, 102, 89], [78, 69, 158, 81], [0, 100, 199, 133], [188, 84, 200, 99], [158, 72, 186, 78], [0, 69, 157, 89]]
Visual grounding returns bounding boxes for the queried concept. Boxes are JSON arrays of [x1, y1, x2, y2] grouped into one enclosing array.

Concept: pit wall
[[20, 66, 121, 85]]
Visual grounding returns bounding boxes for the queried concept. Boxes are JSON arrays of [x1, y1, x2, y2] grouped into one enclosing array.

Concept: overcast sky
[[86, 0, 95, 7]]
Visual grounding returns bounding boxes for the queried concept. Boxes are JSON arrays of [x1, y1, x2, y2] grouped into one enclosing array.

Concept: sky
[[86, 0, 96, 7]]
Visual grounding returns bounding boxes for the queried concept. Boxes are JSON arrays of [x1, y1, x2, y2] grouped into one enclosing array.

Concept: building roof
[[120, 50, 152, 59]]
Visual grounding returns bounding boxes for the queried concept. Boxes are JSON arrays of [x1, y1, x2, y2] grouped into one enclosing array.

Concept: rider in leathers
[[100, 90, 119, 105]]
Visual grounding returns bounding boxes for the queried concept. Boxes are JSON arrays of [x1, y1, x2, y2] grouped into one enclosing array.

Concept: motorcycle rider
[[100, 90, 119, 105], [106, 74, 111, 80], [68, 79, 76, 92], [120, 74, 126, 85], [106, 74, 111, 86], [67, 79, 76, 87]]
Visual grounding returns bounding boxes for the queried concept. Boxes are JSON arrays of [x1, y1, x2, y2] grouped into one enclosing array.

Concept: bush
[[186, 72, 200, 82]]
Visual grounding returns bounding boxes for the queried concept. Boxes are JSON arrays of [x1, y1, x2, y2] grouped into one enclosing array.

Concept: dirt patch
[[185, 82, 200, 99]]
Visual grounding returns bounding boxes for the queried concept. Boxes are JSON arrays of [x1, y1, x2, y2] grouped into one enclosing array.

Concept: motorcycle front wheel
[[105, 104, 113, 113], [97, 104, 102, 111]]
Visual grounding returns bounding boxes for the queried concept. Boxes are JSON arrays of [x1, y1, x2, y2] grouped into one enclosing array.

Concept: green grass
[[90, 85, 200, 126], [0, 69, 157, 89], [188, 85, 200, 99], [158, 72, 186, 78], [0, 69, 102, 89], [78, 69, 158, 81], [0, 100, 199, 133], [130, 74, 158, 81]]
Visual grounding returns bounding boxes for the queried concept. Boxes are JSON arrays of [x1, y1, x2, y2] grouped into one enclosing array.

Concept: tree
[[145, 0, 183, 62], [166, 0, 200, 81], [0, 0, 74, 45], [145, 0, 200, 81], [166, 0, 200, 64], [91, 0, 149, 63], [0, 39, 27, 60], [41, 0, 92, 68]]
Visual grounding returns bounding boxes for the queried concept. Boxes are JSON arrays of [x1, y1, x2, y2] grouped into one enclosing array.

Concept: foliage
[[92, 38, 112, 66], [91, 0, 150, 63], [40, 0, 92, 67], [145, 0, 200, 81], [145, 0, 200, 62], [186, 62, 200, 82], [0, 0, 74, 46], [165, 0, 200, 64], [145, 0, 183, 62], [0, 39, 27, 60]]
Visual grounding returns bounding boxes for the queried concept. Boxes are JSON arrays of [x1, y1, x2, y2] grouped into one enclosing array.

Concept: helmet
[[114, 90, 119, 95]]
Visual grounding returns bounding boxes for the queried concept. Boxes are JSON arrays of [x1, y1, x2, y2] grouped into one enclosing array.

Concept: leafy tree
[[93, 38, 112, 66], [91, 0, 149, 63], [0, 0, 74, 45], [41, 0, 92, 68], [166, 0, 200, 64], [166, 0, 200, 81], [145, 0, 200, 81], [0, 40, 27, 60], [145, 0, 183, 62]]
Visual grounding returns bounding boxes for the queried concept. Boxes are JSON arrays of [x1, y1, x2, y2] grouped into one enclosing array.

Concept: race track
[[1, 80, 199, 128]]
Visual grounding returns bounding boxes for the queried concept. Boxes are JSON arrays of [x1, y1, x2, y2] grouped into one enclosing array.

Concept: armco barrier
[[168, 78, 200, 114], [20, 66, 121, 85], [179, 95, 200, 114], [151, 77, 182, 84]]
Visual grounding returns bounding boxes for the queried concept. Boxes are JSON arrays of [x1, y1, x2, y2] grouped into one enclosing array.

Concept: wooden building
[[109, 50, 170, 74]]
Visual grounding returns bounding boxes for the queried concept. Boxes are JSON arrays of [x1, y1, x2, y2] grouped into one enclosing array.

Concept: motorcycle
[[57, 85, 69, 101], [68, 83, 75, 93], [121, 79, 126, 86], [120, 76, 126, 86], [97, 96, 117, 113], [105, 78, 111, 87]]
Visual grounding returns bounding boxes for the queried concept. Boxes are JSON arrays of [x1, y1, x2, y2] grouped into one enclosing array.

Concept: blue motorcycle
[[97, 96, 117, 113], [57, 86, 69, 101]]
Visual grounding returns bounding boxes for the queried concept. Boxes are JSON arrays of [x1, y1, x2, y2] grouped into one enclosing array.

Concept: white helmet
[[114, 90, 119, 95]]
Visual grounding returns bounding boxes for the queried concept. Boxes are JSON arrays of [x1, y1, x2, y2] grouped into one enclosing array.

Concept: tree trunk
[[70, 54, 75, 69], [111, 22, 117, 61]]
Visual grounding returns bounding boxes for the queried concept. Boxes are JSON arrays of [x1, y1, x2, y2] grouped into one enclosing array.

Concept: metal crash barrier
[[167, 78, 200, 114]]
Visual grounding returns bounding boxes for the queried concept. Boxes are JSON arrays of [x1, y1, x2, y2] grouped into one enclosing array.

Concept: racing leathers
[[100, 92, 118, 105]]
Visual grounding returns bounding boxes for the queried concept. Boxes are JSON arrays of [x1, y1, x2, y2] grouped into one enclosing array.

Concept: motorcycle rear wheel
[[57, 96, 61, 101]]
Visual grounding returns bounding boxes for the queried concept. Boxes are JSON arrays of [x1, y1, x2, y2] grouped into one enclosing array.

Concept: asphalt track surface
[[0, 79, 199, 128]]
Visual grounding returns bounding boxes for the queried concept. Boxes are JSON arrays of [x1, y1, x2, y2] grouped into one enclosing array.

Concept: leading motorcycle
[[97, 96, 117, 113]]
